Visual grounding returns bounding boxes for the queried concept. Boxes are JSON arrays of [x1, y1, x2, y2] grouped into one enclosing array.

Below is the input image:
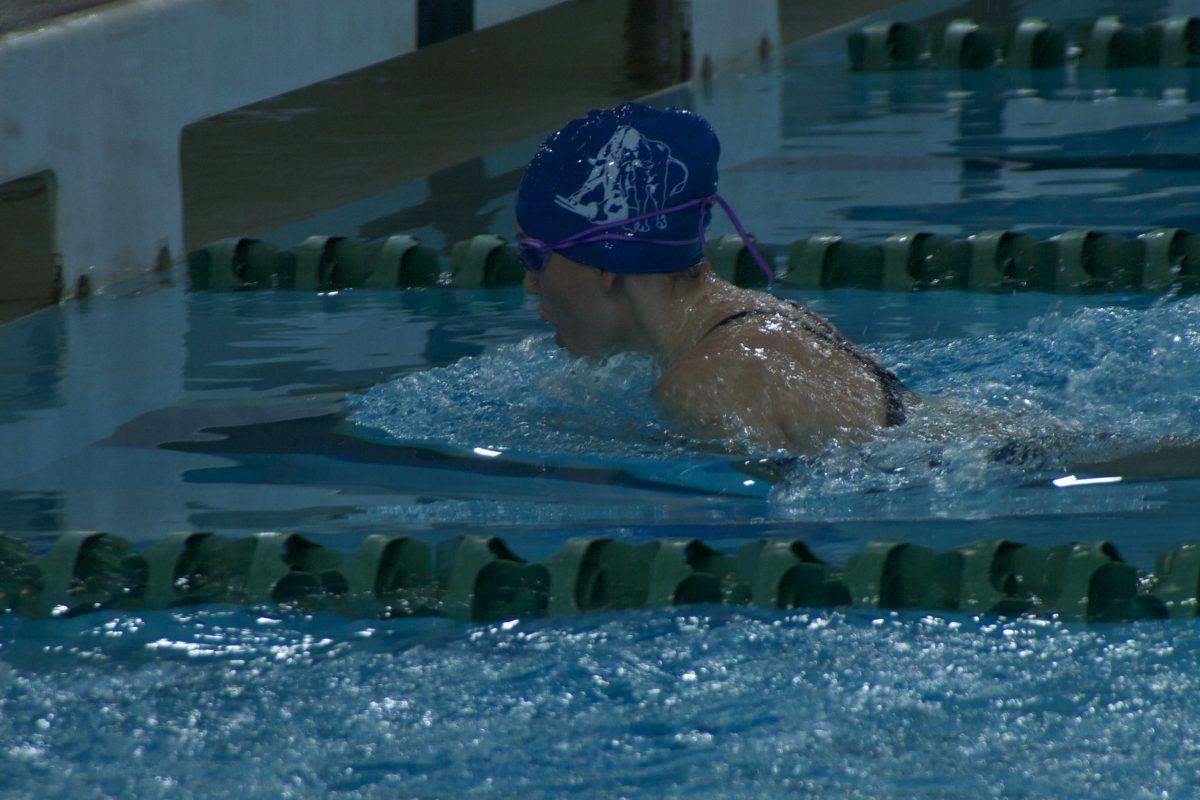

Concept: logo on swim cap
[[553, 125, 690, 233]]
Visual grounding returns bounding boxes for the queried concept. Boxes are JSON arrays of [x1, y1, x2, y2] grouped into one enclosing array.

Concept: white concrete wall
[[0, 0, 779, 298], [689, 0, 779, 73], [474, 0, 565, 31], [0, 0, 425, 293]]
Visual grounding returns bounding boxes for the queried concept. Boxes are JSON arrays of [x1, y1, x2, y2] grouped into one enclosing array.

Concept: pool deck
[[0, 0, 907, 325], [181, 0, 912, 250]]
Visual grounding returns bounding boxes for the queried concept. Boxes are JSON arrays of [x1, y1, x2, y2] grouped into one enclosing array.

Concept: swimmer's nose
[[523, 270, 541, 296]]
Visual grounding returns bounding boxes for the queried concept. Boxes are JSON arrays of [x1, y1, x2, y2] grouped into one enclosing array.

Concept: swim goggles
[[516, 193, 774, 283]]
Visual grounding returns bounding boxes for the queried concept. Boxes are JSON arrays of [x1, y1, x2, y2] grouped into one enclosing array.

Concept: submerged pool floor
[[3, 0, 1200, 796]]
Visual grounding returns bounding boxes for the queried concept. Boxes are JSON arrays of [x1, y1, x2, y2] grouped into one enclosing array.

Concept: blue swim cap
[[516, 102, 720, 274]]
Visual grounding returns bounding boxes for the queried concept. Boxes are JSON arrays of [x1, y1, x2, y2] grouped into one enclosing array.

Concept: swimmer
[[516, 102, 914, 454]]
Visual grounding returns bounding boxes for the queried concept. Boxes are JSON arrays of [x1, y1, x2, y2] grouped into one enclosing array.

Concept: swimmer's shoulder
[[654, 331, 795, 448]]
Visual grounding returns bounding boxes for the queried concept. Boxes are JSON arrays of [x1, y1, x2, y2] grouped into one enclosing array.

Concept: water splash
[[2, 607, 1199, 799], [346, 334, 706, 458], [774, 296, 1200, 519], [348, 298, 1200, 520]]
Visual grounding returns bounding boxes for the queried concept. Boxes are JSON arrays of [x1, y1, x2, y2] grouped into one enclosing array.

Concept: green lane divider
[[188, 226, 1198, 295], [2, 530, 1198, 624], [782, 228, 1200, 294], [188, 228, 774, 292], [848, 16, 1200, 71]]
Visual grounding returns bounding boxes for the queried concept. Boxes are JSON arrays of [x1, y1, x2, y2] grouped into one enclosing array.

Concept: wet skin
[[523, 251, 903, 454]]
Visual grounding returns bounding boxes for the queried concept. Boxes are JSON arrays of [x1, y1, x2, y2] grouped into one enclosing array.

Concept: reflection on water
[[4, 0, 1200, 547], [0, 311, 64, 424]]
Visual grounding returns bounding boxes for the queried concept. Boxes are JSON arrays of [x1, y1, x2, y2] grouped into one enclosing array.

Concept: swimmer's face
[[523, 251, 626, 358]]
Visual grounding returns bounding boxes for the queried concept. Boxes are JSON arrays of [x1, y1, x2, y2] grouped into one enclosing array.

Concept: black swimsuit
[[702, 301, 909, 427]]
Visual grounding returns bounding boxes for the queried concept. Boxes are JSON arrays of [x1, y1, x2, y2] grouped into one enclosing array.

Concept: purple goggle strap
[[524, 193, 774, 283]]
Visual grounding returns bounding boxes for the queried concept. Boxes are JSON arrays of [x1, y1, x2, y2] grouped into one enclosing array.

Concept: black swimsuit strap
[[701, 302, 909, 426]]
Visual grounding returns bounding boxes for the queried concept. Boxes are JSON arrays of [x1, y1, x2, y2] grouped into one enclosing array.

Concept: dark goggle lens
[[516, 240, 546, 272]]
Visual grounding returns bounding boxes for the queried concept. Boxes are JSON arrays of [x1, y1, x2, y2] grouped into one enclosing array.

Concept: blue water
[[4, 608, 1200, 798], [4, 0, 1200, 796]]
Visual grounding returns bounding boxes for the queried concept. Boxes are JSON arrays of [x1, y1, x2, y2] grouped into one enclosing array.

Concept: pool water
[[4, 0, 1200, 796]]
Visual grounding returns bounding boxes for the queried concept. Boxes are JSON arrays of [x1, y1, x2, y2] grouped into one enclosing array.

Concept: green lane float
[[226, 532, 347, 606], [276, 236, 370, 292], [736, 539, 849, 610], [1080, 16, 1146, 70], [1145, 17, 1200, 68], [188, 234, 445, 293], [840, 539, 935, 609], [542, 537, 615, 616], [783, 235, 884, 290], [848, 16, 1200, 71], [965, 231, 1045, 292], [1048, 230, 1142, 293], [363, 235, 441, 289], [23, 531, 145, 618], [936, 19, 997, 70], [436, 535, 548, 621], [0, 536, 39, 614], [3, 530, 1199, 625], [450, 235, 524, 288], [936, 539, 1032, 616], [1152, 543, 1200, 618], [339, 534, 434, 618], [1138, 229, 1200, 293], [703, 234, 774, 288], [641, 539, 735, 607], [1024, 542, 1165, 621], [846, 21, 923, 71], [139, 531, 228, 610], [881, 232, 969, 291], [1005, 19, 1067, 70], [187, 237, 279, 290]]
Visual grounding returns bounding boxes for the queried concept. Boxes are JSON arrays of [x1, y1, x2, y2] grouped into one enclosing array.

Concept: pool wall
[[0, 0, 779, 305]]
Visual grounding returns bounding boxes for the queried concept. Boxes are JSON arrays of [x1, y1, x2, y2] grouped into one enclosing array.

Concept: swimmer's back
[[654, 292, 911, 453]]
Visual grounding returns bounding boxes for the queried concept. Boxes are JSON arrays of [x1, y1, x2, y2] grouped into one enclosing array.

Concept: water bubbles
[[347, 334, 703, 458], [774, 297, 1200, 520]]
